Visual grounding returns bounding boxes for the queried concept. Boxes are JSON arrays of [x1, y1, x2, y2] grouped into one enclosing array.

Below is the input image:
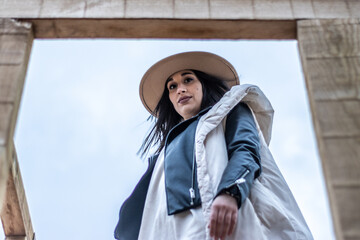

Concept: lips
[[178, 96, 192, 104]]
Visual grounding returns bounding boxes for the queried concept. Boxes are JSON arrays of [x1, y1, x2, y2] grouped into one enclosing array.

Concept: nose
[[176, 84, 186, 94]]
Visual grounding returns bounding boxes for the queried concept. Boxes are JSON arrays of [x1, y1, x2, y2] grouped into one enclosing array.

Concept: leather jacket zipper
[[189, 146, 196, 205], [226, 169, 250, 189]]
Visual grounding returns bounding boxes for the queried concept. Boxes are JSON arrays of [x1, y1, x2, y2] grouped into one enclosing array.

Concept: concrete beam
[[6, 237, 27, 240], [26, 19, 296, 39], [1, 0, 360, 20], [297, 18, 360, 240]]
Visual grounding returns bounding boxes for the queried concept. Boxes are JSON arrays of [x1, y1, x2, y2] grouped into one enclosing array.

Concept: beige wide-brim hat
[[139, 51, 239, 116]]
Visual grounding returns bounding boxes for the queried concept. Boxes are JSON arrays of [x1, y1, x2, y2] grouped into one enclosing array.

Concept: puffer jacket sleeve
[[215, 102, 261, 208]]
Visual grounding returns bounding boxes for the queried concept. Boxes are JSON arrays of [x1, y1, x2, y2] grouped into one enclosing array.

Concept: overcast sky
[[1, 39, 334, 239]]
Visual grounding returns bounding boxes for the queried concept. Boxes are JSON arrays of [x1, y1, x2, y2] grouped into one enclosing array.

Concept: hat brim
[[139, 51, 239, 116]]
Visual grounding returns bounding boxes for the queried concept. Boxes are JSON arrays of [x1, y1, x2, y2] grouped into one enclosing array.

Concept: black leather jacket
[[114, 102, 261, 240]]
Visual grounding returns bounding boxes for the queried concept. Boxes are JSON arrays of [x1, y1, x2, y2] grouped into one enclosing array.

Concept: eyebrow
[[181, 71, 193, 76], [167, 72, 193, 83]]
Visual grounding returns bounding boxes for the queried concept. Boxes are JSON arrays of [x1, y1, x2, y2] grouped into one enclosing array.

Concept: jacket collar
[[165, 106, 213, 146]]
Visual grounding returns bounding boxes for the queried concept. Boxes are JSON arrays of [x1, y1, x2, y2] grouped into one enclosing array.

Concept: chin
[[178, 104, 200, 119]]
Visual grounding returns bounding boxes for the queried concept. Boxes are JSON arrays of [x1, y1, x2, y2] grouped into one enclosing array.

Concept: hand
[[208, 193, 238, 240]]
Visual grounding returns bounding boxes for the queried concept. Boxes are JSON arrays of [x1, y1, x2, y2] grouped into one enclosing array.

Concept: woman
[[115, 52, 313, 240]]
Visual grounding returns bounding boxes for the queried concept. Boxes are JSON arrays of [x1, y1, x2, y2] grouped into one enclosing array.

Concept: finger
[[221, 211, 232, 239], [209, 206, 219, 238], [216, 208, 225, 240], [228, 210, 238, 236]]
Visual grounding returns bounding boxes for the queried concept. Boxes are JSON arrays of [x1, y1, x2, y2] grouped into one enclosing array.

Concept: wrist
[[220, 186, 241, 208]]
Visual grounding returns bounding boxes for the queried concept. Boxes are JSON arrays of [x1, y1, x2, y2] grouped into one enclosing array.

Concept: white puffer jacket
[[195, 84, 313, 240]]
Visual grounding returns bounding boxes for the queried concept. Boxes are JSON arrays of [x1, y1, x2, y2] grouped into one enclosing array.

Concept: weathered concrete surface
[[298, 18, 360, 240], [1, 142, 34, 240], [1, 0, 360, 39], [0, 19, 34, 240], [1, 0, 360, 19], [0, 18, 33, 214]]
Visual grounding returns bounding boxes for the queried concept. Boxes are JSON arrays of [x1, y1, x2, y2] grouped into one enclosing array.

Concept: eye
[[168, 83, 177, 90], [184, 77, 193, 83]]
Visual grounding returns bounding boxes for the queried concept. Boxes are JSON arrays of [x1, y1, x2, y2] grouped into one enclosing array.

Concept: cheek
[[168, 93, 177, 107], [196, 86, 203, 102]]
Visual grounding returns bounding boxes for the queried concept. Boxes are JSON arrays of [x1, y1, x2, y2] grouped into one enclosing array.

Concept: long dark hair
[[139, 70, 230, 157]]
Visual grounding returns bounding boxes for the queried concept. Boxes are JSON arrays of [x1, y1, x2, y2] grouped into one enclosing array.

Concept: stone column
[[0, 19, 35, 240], [298, 19, 360, 240]]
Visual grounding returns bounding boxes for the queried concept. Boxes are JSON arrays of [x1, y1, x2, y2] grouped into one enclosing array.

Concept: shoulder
[[224, 101, 257, 136], [226, 102, 253, 120]]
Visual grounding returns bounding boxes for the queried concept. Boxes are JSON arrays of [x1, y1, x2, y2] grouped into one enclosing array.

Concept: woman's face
[[167, 70, 203, 120]]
